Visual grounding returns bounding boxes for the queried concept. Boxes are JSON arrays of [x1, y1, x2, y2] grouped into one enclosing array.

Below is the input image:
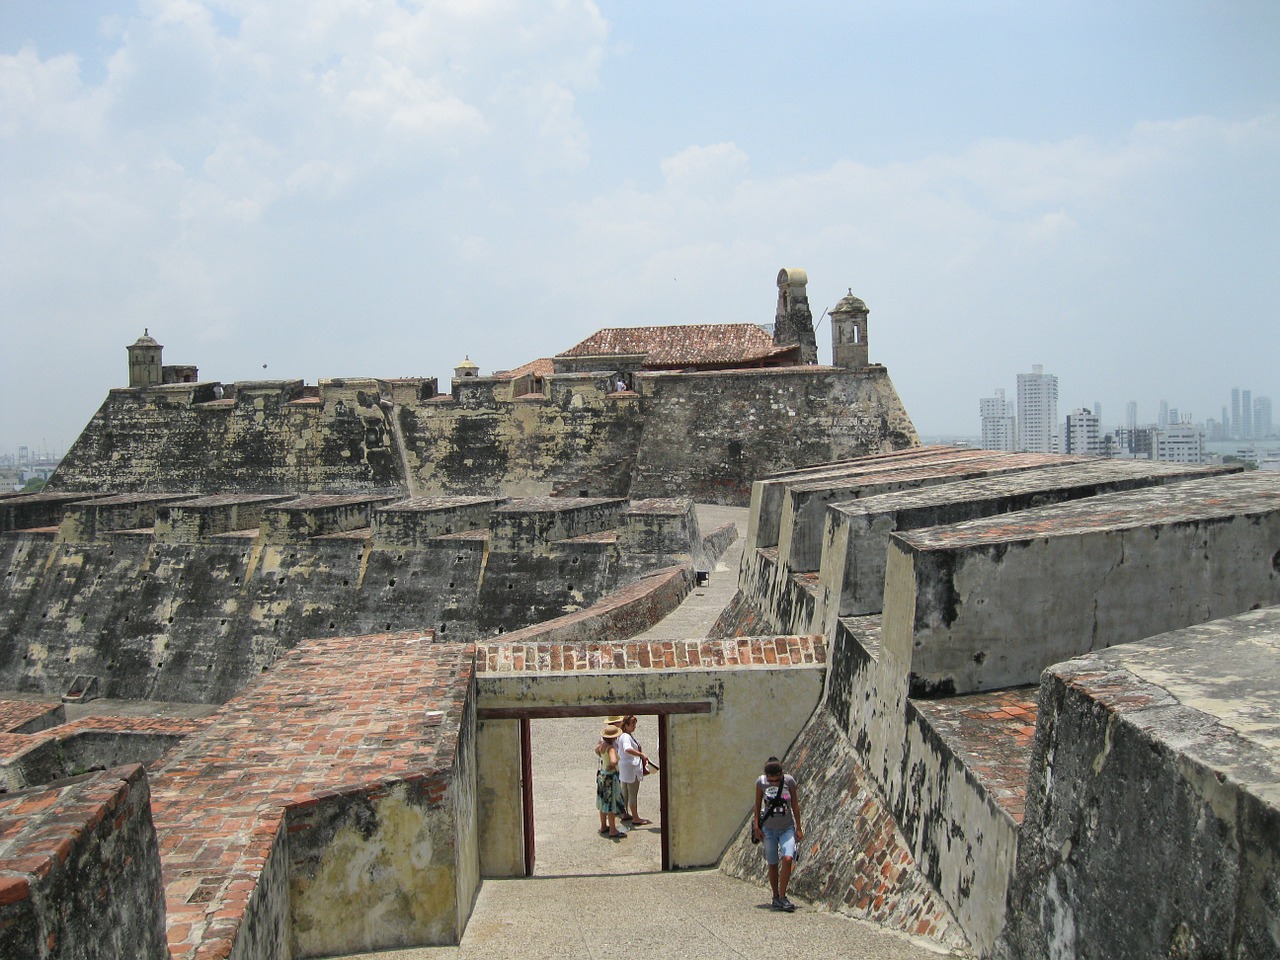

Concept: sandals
[[631, 818, 652, 826], [608, 831, 627, 839]]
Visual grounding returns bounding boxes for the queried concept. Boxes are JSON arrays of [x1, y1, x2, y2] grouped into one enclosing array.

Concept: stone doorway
[[529, 715, 663, 876]]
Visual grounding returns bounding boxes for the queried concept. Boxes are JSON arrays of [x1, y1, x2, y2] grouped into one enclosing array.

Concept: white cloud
[[0, 2, 1276, 452]]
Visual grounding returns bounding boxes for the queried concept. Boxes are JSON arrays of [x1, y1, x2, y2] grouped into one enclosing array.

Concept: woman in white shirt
[[616, 715, 653, 826]]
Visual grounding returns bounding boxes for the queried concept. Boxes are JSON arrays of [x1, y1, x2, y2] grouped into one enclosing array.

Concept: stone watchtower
[[774, 268, 818, 365], [127, 330, 163, 388], [830, 290, 870, 369]]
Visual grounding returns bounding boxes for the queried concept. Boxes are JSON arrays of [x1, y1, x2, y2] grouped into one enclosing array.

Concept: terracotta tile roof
[[493, 358, 554, 380], [557, 324, 790, 367]]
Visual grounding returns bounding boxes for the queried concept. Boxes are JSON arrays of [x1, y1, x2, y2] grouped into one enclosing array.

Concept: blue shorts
[[762, 825, 796, 866]]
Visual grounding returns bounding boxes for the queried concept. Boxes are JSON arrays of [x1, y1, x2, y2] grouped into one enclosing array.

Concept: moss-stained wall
[[0, 494, 698, 703], [49, 365, 917, 506], [630, 366, 918, 504]]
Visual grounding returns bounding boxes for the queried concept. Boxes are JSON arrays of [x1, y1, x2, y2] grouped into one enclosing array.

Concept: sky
[[2, 0, 1278, 457]]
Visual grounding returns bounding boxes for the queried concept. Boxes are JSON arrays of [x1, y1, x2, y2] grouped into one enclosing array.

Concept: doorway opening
[[478, 701, 711, 876], [529, 715, 661, 876]]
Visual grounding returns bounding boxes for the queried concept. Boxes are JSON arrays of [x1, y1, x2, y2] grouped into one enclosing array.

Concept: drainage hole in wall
[[388, 578, 396, 588]]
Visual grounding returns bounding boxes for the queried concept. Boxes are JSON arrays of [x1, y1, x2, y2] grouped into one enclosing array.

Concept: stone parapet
[[886, 471, 1280, 696], [777, 450, 1080, 573], [0, 764, 168, 960], [816, 459, 1240, 621], [57, 492, 193, 543], [153, 493, 296, 542], [488, 497, 626, 554], [1001, 607, 1280, 960], [373, 495, 508, 548], [259, 493, 400, 543]]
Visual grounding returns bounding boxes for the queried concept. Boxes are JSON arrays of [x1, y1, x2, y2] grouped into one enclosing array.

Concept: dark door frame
[[477, 702, 713, 873]]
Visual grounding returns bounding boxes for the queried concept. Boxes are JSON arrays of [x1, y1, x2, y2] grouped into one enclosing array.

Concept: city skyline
[[979, 363, 1276, 452]]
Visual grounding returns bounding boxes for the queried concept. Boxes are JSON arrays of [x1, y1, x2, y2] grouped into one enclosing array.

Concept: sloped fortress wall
[[715, 451, 1280, 956], [50, 366, 917, 506], [0, 495, 702, 704]]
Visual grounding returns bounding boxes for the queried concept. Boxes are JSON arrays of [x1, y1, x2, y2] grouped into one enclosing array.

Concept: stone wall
[[630, 365, 917, 504], [0, 495, 702, 703], [0, 764, 168, 960], [49, 364, 918, 507], [723, 452, 1280, 956], [1000, 609, 1280, 960]]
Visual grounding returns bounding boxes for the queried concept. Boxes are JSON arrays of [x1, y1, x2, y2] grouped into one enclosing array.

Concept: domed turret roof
[[455, 355, 478, 370], [131, 328, 162, 348], [832, 290, 867, 314]]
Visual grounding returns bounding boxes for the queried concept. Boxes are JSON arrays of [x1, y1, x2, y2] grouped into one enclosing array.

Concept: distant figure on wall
[[750, 756, 804, 911]]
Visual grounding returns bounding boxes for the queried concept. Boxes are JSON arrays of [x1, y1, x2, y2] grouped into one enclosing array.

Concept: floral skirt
[[596, 769, 626, 815]]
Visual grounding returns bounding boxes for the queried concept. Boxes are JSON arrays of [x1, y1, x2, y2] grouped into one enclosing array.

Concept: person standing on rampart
[[750, 756, 803, 911], [595, 723, 628, 838], [616, 715, 653, 827]]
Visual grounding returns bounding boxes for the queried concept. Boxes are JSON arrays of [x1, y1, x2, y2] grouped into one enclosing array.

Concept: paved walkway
[[331, 507, 953, 960]]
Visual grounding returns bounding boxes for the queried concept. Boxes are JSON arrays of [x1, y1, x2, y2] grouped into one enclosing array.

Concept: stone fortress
[[0, 268, 1277, 959]]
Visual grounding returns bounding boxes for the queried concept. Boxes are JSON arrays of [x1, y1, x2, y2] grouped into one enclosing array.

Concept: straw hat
[[605, 716, 625, 724], [601, 724, 623, 740]]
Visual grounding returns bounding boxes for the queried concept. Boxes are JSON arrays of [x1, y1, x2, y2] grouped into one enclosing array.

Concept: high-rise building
[[1232, 388, 1241, 439], [1168, 407, 1180, 426], [979, 388, 1017, 451], [1126, 401, 1138, 433], [1256, 396, 1273, 439], [1242, 390, 1254, 439], [1016, 365, 1059, 453], [1158, 400, 1169, 430], [1065, 408, 1102, 455]]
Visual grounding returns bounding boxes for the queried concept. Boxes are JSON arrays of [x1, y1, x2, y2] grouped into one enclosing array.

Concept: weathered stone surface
[[0, 496, 705, 703], [0, 764, 167, 960], [817, 459, 1237, 618], [1001, 608, 1280, 960], [49, 364, 918, 507], [888, 471, 1280, 695]]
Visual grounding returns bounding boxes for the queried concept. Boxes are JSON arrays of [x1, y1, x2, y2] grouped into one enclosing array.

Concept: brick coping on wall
[[478, 634, 825, 674], [146, 632, 474, 960]]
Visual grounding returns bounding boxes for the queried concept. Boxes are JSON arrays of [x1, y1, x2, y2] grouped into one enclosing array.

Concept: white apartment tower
[[1065, 408, 1103, 455], [979, 388, 1017, 451], [1155, 422, 1205, 464], [1016, 364, 1059, 453]]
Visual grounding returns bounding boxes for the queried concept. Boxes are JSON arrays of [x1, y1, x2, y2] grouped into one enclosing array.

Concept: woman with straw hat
[[595, 723, 628, 838]]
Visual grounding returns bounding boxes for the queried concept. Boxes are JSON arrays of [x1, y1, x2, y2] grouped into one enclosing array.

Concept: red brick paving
[[147, 630, 474, 960], [910, 687, 1039, 822]]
